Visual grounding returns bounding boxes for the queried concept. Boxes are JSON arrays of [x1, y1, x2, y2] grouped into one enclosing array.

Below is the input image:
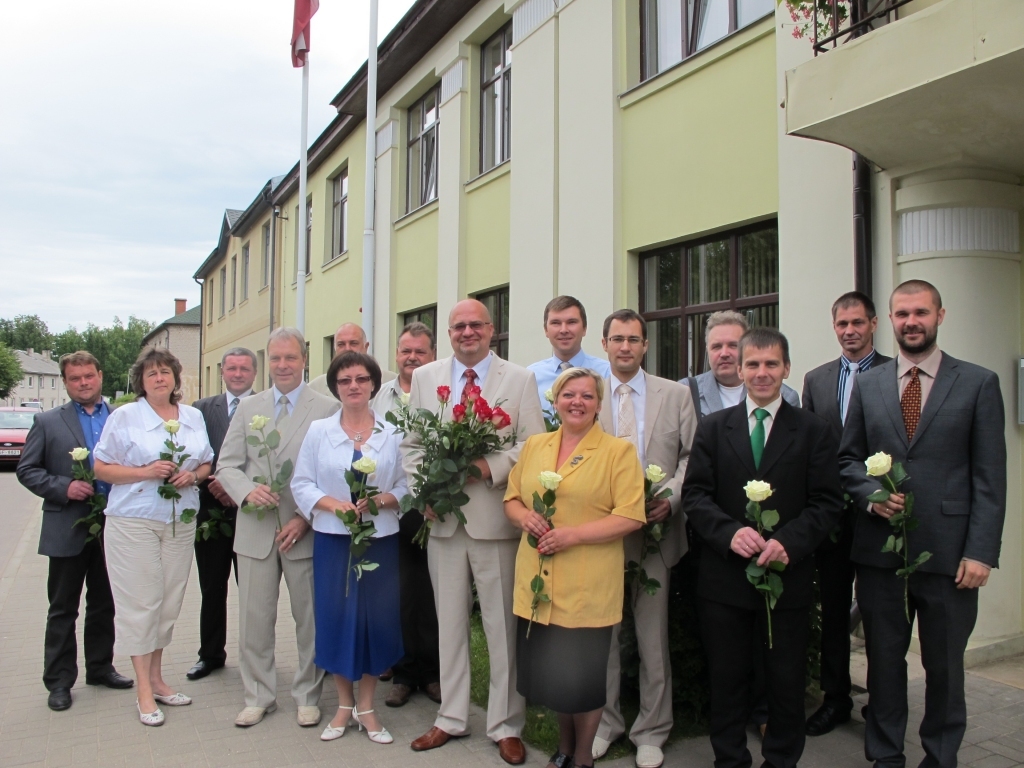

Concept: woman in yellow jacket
[[505, 367, 645, 768]]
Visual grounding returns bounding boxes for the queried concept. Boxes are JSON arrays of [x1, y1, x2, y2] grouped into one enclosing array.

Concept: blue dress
[[313, 450, 403, 680]]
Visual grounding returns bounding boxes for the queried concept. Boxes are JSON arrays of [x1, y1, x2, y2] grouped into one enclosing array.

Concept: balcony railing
[[805, 0, 914, 54]]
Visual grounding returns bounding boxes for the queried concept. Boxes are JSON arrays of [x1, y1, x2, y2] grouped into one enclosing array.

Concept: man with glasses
[[402, 300, 544, 765], [309, 322, 396, 397]]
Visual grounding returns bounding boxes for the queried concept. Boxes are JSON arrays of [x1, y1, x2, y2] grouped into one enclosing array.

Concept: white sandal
[[353, 707, 393, 744], [137, 700, 165, 727], [320, 705, 353, 741], [153, 692, 192, 706]]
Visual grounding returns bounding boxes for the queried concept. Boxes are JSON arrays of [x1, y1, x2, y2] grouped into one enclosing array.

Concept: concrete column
[[374, 114, 399, 361]]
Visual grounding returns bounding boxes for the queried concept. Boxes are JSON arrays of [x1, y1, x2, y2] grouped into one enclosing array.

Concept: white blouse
[[291, 413, 409, 537], [94, 399, 214, 522]]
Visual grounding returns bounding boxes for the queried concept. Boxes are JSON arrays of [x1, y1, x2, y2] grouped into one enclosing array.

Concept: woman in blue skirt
[[292, 351, 407, 745]]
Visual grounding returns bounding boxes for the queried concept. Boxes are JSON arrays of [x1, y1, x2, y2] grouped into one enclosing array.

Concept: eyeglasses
[[336, 375, 372, 387], [607, 336, 645, 346], [449, 321, 491, 333]]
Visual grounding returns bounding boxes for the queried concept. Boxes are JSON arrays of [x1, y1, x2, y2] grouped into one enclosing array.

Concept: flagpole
[[361, 0, 378, 353], [296, 55, 310, 336]]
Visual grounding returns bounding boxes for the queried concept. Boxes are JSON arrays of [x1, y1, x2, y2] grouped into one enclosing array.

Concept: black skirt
[[515, 618, 612, 714]]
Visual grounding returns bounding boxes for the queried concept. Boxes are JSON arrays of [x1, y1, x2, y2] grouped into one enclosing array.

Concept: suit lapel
[[643, 375, 664, 455], [725, 406, 758, 479], [598, 380, 614, 434], [825, 361, 843, 431], [878, 360, 910, 447], [910, 356, 958, 447], [278, 387, 313, 450], [700, 373, 725, 413], [60, 403, 87, 446], [481, 355, 505, 404], [757, 400, 797, 477], [211, 397, 229, 443]]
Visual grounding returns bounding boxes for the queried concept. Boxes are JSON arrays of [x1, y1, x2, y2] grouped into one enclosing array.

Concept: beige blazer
[[309, 368, 397, 398], [600, 372, 697, 566], [401, 354, 545, 540], [216, 385, 340, 560]]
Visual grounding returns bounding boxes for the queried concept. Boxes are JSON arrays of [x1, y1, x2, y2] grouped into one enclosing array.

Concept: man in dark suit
[[16, 351, 133, 711], [186, 347, 257, 680], [684, 328, 844, 768], [839, 280, 1005, 768], [801, 291, 891, 736]]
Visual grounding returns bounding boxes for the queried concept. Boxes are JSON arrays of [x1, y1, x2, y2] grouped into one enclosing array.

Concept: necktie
[[558, 361, 572, 372], [616, 383, 639, 453], [276, 394, 291, 432], [901, 367, 922, 441], [229, 397, 240, 419], [461, 368, 478, 405], [750, 408, 769, 469], [840, 361, 860, 425]]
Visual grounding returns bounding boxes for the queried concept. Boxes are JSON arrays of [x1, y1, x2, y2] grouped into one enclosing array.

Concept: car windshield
[[0, 412, 36, 429]]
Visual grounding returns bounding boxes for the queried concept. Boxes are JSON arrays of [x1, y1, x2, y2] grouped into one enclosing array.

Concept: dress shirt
[[718, 381, 746, 408], [225, 389, 253, 418], [291, 414, 408, 536], [452, 352, 494, 404], [610, 369, 647, 468], [896, 347, 943, 408], [94, 399, 214, 522], [838, 349, 877, 424], [371, 377, 408, 418], [528, 349, 612, 414], [74, 399, 112, 496], [272, 382, 304, 421], [746, 395, 783, 442]]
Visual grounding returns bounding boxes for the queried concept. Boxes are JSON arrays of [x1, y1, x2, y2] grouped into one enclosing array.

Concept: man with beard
[[839, 280, 1006, 768]]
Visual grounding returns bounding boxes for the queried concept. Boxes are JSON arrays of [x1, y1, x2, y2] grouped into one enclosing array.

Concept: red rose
[[463, 384, 481, 405], [472, 397, 493, 422], [437, 386, 451, 404], [490, 407, 512, 430], [452, 404, 467, 423]]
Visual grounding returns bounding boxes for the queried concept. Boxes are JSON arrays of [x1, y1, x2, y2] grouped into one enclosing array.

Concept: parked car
[[0, 407, 38, 465], [19, 401, 43, 411]]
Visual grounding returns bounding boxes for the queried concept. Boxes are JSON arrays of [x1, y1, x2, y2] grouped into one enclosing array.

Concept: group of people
[[16, 279, 1004, 768]]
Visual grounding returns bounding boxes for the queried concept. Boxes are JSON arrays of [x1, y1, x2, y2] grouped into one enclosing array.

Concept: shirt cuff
[[962, 558, 992, 570]]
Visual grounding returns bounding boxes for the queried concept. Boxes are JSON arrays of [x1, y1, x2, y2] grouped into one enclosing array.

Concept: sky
[[0, 0, 416, 332]]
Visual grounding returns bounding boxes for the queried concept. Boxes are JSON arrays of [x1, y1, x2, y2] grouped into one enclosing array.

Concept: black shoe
[[48, 687, 72, 711], [186, 659, 225, 680], [85, 670, 134, 689], [805, 702, 852, 736]]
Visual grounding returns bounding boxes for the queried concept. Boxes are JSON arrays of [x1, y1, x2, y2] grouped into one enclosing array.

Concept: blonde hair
[[551, 367, 605, 403]]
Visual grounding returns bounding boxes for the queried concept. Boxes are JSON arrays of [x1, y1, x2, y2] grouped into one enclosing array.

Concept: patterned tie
[[616, 383, 639, 453], [276, 394, 291, 432], [558, 361, 572, 372], [460, 368, 478, 405], [750, 408, 769, 470], [840, 361, 859, 425], [229, 397, 240, 419], [901, 367, 922, 441]]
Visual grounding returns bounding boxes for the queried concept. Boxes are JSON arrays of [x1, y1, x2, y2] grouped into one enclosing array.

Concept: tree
[[51, 327, 87, 361], [0, 343, 23, 400], [0, 315, 53, 355]]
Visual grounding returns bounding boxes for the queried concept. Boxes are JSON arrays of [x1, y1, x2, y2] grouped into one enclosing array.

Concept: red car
[[0, 407, 38, 465]]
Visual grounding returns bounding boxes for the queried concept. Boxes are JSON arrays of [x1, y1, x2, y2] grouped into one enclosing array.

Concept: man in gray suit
[[17, 351, 133, 711], [217, 328, 340, 728], [801, 292, 890, 736], [840, 280, 1006, 768]]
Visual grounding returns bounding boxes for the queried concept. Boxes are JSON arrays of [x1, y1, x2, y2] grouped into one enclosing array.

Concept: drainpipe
[[852, 153, 872, 297]]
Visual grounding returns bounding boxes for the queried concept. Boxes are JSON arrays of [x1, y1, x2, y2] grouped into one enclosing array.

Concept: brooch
[[570, 455, 584, 466]]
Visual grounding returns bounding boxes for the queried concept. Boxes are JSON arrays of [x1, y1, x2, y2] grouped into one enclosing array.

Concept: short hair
[[221, 347, 257, 368], [544, 296, 588, 328], [704, 310, 749, 341], [891, 279, 942, 310], [602, 309, 648, 340], [335, 322, 367, 343], [398, 321, 435, 351], [831, 291, 876, 320], [551, 367, 605, 405], [738, 327, 790, 366], [327, 351, 382, 400], [59, 351, 101, 378], [267, 327, 307, 356], [130, 347, 183, 405]]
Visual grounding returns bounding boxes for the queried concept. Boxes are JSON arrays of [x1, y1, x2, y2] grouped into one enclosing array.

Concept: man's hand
[[207, 478, 235, 507], [422, 505, 438, 521], [276, 516, 310, 554], [67, 480, 95, 501], [956, 559, 991, 589], [645, 499, 671, 524], [730, 527, 766, 559], [871, 492, 905, 519], [245, 484, 280, 508], [757, 538, 790, 567], [467, 458, 492, 484]]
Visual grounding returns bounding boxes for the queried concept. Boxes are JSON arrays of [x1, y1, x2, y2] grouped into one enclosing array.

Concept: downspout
[[270, 206, 279, 332], [193, 276, 204, 399], [853, 153, 872, 297]]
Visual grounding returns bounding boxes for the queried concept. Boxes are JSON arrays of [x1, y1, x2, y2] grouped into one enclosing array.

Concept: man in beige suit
[[403, 299, 544, 765], [216, 327, 340, 728], [595, 309, 697, 768], [309, 322, 396, 397]]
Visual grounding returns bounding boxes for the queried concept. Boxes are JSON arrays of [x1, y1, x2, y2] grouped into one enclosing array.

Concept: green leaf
[[760, 509, 780, 531], [866, 489, 890, 503], [277, 459, 293, 484], [767, 572, 784, 598], [530, 574, 545, 593], [542, 489, 556, 507], [442, 436, 450, 449], [745, 561, 766, 580], [532, 492, 546, 515], [745, 500, 759, 521], [769, 560, 786, 572], [467, 463, 482, 479], [527, 534, 538, 548], [655, 488, 673, 500], [913, 551, 932, 567], [756, 583, 772, 592], [269, 481, 281, 493], [265, 430, 281, 450], [882, 535, 897, 553], [360, 562, 379, 572], [258, 447, 269, 458], [891, 463, 908, 485], [442, 458, 458, 474], [219, 522, 233, 537], [904, 517, 921, 532], [894, 536, 904, 554], [538, 593, 551, 602]]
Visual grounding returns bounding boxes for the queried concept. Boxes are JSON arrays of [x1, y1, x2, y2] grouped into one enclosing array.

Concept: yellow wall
[[393, 206, 439, 315], [465, 167, 511, 293]]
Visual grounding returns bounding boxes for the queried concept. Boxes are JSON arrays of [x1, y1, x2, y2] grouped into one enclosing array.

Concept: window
[[639, 222, 779, 380], [207, 279, 214, 323], [242, 244, 250, 301], [639, 0, 773, 81], [481, 24, 512, 173], [475, 288, 510, 359], [305, 201, 312, 275], [217, 363, 223, 394], [230, 256, 237, 309], [27, 376, 33, 387], [51, 377, 56, 389], [257, 350, 265, 391], [403, 305, 437, 333], [407, 88, 440, 212], [330, 171, 349, 262], [219, 266, 227, 316], [261, 222, 271, 288]]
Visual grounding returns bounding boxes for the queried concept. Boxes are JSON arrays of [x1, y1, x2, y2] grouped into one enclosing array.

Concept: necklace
[[343, 414, 375, 443]]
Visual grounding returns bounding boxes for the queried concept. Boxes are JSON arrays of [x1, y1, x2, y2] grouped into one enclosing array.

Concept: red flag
[[291, 0, 320, 68]]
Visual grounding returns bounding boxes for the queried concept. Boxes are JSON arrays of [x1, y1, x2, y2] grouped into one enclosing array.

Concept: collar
[[746, 395, 783, 420], [73, 399, 107, 416], [272, 382, 304, 407], [325, 412, 391, 449], [897, 346, 942, 380], [550, 348, 592, 370], [841, 348, 877, 371], [453, 351, 494, 383], [611, 368, 646, 396], [138, 397, 195, 432], [225, 389, 252, 406]]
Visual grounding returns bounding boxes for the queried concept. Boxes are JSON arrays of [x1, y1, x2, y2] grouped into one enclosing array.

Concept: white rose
[[164, 419, 180, 434], [538, 471, 563, 491], [70, 447, 90, 462], [544, 388, 555, 404], [645, 464, 667, 484], [399, 392, 411, 406], [249, 414, 270, 431], [865, 452, 892, 477], [352, 456, 377, 475], [744, 480, 773, 503]]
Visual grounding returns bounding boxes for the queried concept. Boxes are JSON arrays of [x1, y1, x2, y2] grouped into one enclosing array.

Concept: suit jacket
[[599, 372, 698, 566], [16, 402, 95, 557], [838, 354, 1006, 575], [801, 352, 892, 442], [400, 354, 545, 540], [686, 370, 800, 418], [216, 385, 340, 560], [682, 400, 844, 609], [193, 393, 237, 516]]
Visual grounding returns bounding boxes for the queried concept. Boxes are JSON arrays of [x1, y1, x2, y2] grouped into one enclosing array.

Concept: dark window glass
[[475, 288, 510, 359], [481, 24, 512, 173], [330, 171, 349, 262], [403, 306, 437, 332], [407, 88, 440, 212]]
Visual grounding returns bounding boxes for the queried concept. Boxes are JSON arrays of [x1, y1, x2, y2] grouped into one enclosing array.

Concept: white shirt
[[94, 399, 214, 522], [291, 413, 409, 537], [746, 395, 783, 442], [272, 382, 304, 421], [718, 381, 746, 408], [452, 352, 494, 404], [611, 369, 647, 468], [372, 377, 407, 418], [225, 389, 253, 417]]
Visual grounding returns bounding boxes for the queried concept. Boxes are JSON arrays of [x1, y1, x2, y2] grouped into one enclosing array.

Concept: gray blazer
[[193, 393, 234, 513], [684, 370, 800, 418], [801, 353, 892, 441], [16, 402, 96, 557], [838, 354, 1006, 574]]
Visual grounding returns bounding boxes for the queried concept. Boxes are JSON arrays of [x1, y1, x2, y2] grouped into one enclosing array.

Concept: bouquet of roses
[[157, 420, 198, 537], [70, 448, 107, 543], [387, 383, 516, 547]]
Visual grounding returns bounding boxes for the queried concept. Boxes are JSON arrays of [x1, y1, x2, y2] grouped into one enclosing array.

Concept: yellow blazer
[[505, 423, 646, 628]]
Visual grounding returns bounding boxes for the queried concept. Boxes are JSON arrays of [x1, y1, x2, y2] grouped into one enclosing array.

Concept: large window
[[293, 201, 312, 281], [207, 278, 215, 323], [403, 305, 437, 333], [219, 266, 227, 317], [407, 88, 440, 212], [241, 243, 250, 301], [481, 24, 512, 173], [330, 171, 349, 262], [261, 222, 271, 288], [639, 0, 774, 80], [230, 256, 237, 309], [639, 222, 779, 380], [475, 288, 510, 360]]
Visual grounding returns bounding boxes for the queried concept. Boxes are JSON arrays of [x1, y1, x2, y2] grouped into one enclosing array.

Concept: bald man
[[308, 323, 396, 397]]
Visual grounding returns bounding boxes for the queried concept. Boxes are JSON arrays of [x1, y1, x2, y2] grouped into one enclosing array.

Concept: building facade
[[3, 349, 65, 410], [141, 300, 203, 405]]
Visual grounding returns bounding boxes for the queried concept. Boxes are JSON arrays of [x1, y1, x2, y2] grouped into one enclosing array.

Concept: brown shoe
[[385, 683, 413, 708], [378, 667, 394, 681], [423, 681, 442, 704], [411, 726, 452, 751], [497, 737, 526, 765]]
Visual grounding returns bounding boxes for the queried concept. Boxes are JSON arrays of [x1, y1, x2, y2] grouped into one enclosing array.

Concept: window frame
[[474, 287, 510, 360], [330, 170, 349, 263], [261, 222, 271, 288], [241, 243, 250, 301], [230, 255, 237, 309], [402, 305, 438, 334], [207, 278, 215, 324], [219, 266, 227, 317], [406, 87, 441, 213], [480, 23, 513, 174]]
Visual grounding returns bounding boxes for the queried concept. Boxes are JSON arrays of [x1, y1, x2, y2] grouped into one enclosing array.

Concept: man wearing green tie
[[683, 328, 843, 768]]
